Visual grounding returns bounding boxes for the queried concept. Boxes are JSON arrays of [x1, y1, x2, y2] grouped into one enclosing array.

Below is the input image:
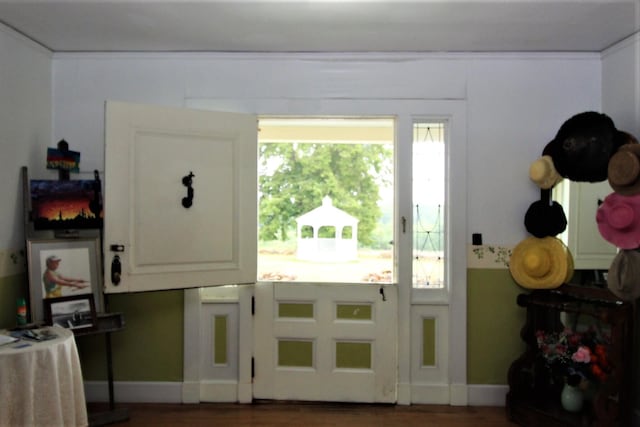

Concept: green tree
[[259, 142, 392, 246]]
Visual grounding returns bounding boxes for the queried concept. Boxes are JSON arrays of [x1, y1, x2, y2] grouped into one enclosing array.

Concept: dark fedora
[[543, 111, 624, 183]]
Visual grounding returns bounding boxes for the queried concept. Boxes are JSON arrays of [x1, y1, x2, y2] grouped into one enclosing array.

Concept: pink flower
[[571, 346, 591, 363]]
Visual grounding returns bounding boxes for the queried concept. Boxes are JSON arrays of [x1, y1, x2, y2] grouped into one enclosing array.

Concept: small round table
[[0, 326, 88, 427]]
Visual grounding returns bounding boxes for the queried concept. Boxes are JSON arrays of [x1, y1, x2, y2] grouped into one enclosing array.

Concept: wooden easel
[[21, 139, 129, 426]]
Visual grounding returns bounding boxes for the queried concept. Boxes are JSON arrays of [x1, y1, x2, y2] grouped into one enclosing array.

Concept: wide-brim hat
[[596, 192, 640, 249], [608, 249, 640, 301], [543, 111, 622, 183], [608, 143, 640, 196], [509, 236, 574, 289], [529, 155, 563, 189], [524, 199, 567, 238]]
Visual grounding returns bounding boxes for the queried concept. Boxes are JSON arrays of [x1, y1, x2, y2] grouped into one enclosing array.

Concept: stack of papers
[[0, 334, 19, 346], [10, 328, 58, 341]]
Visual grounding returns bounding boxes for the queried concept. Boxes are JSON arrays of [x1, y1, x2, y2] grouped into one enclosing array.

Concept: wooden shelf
[[73, 312, 125, 337], [506, 285, 634, 427]]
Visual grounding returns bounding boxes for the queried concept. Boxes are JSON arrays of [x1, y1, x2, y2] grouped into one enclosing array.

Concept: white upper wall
[[602, 33, 640, 138], [0, 25, 52, 249], [51, 52, 602, 246]]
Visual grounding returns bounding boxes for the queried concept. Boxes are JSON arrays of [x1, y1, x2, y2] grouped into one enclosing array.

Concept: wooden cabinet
[[553, 180, 616, 269], [506, 285, 634, 427]]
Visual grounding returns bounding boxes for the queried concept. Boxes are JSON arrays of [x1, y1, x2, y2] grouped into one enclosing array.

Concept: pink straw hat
[[596, 192, 640, 249]]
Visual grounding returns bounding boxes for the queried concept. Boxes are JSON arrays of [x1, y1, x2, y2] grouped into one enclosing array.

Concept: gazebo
[[295, 197, 359, 262]]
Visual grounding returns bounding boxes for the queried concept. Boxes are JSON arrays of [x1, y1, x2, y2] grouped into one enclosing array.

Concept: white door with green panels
[[253, 282, 397, 402], [105, 100, 405, 404]]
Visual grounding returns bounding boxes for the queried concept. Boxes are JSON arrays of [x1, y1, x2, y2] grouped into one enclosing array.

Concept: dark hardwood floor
[[88, 401, 517, 427]]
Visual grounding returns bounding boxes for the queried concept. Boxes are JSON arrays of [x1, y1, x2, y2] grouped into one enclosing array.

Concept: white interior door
[[107, 100, 409, 404], [103, 101, 257, 293], [253, 283, 397, 403]]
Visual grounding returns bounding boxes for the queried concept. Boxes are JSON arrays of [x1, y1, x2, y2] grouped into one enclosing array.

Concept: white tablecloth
[[0, 326, 88, 427]]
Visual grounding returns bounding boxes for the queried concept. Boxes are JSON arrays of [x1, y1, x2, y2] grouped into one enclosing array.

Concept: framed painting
[[29, 179, 103, 230], [44, 294, 97, 332], [27, 237, 104, 323]]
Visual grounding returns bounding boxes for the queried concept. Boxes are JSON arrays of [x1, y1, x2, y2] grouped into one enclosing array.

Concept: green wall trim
[[278, 340, 313, 367], [278, 302, 314, 318], [422, 318, 436, 366], [336, 341, 371, 369], [214, 315, 227, 365], [336, 304, 372, 320], [467, 268, 526, 384]]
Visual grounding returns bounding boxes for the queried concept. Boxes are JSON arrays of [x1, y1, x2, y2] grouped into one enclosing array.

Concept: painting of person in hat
[[42, 254, 89, 298]]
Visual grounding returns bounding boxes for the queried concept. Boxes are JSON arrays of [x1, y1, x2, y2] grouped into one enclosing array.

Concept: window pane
[[258, 118, 394, 283], [413, 122, 445, 289]]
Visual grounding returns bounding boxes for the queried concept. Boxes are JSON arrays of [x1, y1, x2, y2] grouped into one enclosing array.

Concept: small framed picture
[[27, 237, 104, 323], [44, 294, 97, 332]]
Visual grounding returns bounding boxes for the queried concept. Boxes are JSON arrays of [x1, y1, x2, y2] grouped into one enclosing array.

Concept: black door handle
[[111, 255, 121, 285]]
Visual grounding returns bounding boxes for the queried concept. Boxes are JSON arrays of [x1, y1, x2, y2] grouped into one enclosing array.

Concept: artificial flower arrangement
[[535, 326, 611, 389]]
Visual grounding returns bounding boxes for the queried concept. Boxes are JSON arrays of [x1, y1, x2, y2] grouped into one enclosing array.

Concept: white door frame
[[183, 97, 467, 405]]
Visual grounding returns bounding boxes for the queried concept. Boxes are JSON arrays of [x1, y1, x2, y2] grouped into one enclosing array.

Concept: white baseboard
[[199, 380, 238, 402], [410, 383, 452, 405], [84, 381, 183, 403], [181, 381, 200, 404], [85, 381, 508, 407], [467, 384, 508, 407], [396, 382, 412, 405], [449, 383, 469, 406], [409, 383, 473, 406]]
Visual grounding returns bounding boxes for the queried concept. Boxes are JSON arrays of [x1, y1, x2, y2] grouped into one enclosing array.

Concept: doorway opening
[[257, 117, 394, 283]]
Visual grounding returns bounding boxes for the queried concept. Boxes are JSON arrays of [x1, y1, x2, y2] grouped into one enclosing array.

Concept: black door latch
[[182, 172, 195, 208]]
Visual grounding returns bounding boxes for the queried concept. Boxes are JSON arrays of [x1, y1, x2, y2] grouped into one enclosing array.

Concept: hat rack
[[506, 111, 639, 426]]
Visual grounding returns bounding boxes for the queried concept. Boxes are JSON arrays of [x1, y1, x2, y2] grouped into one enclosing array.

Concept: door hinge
[[251, 296, 255, 315], [251, 357, 255, 379]]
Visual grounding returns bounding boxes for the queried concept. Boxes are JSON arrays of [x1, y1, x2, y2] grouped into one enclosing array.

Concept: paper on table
[[0, 334, 18, 346]]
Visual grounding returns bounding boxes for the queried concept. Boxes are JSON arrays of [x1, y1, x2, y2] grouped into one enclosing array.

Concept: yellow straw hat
[[509, 236, 574, 289], [529, 155, 563, 189]]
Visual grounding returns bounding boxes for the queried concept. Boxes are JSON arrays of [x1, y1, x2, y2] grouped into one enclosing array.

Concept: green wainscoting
[[75, 289, 184, 381], [2, 267, 528, 386], [0, 274, 28, 329], [467, 268, 527, 384]]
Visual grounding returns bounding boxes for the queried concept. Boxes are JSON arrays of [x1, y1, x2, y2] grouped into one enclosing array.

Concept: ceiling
[[0, 1, 638, 54]]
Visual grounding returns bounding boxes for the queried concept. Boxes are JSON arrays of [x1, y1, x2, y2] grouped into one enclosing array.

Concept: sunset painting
[[30, 180, 103, 230]]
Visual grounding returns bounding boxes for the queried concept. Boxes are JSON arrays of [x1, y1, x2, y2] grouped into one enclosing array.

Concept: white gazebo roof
[[295, 197, 358, 227]]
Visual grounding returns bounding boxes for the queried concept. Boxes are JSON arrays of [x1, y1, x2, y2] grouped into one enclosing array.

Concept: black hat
[[524, 190, 567, 238], [544, 111, 624, 183]]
